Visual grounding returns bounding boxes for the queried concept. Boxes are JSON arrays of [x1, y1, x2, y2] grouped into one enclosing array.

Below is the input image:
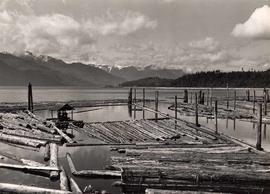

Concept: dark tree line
[[120, 70, 270, 88]]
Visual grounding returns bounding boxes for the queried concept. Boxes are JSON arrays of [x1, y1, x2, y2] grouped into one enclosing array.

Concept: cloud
[[188, 37, 220, 52], [232, 5, 270, 39], [85, 10, 157, 36], [105, 37, 270, 72], [0, 1, 157, 62]]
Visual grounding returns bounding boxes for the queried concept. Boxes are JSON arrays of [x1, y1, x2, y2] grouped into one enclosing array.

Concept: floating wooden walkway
[[69, 117, 270, 194]]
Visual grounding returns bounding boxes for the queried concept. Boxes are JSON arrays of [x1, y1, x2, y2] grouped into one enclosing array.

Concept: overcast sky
[[0, 0, 269, 72]]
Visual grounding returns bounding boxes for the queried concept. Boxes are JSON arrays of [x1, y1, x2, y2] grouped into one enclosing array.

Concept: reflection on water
[[2, 87, 270, 193], [0, 87, 265, 103]]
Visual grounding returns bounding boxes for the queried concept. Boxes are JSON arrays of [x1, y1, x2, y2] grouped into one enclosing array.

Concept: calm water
[[0, 87, 269, 193]]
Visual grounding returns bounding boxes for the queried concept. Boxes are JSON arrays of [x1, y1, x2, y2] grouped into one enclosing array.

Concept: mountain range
[[98, 65, 185, 81], [0, 52, 185, 86]]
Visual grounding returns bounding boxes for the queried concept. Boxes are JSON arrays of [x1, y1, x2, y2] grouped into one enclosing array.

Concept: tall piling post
[[210, 88, 213, 108], [256, 103, 263, 150], [134, 88, 137, 119], [128, 88, 132, 118], [142, 88, 145, 119], [198, 91, 202, 105], [234, 90, 236, 110], [207, 89, 209, 106], [128, 88, 132, 105], [247, 90, 250, 102], [215, 100, 218, 134], [202, 92, 205, 105], [264, 92, 267, 116], [183, 89, 188, 103], [253, 90, 256, 114], [28, 82, 33, 113], [155, 91, 159, 122], [195, 93, 199, 127], [175, 95, 177, 120], [226, 83, 229, 109], [190, 92, 193, 103]]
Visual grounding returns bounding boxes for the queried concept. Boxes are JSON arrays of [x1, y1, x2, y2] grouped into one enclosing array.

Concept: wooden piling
[[190, 92, 193, 103], [155, 91, 159, 122], [256, 103, 263, 151], [196, 90, 202, 104], [264, 92, 267, 116], [195, 93, 199, 127], [28, 82, 33, 113], [234, 90, 236, 110], [134, 88, 136, 103], [174, 96, 177, 120], [215, 100, 218, 134], [184, 90, 188, 103], [210, 88, 213, 108], [247, 90, 250, 102], [128, 88, 132, 105], [134, 88, 137, 119], [207, 89, 209, 106], [202, 92, 205, 105], [267, 89, 269, 102], [253, 90, 256, 114], [143, 88, 145, 120], [226, 84, 229, 109]]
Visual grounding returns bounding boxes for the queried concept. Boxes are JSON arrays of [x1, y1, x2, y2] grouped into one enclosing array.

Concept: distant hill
[[120, 70, 270, 88], [0, 53, 124, 86], [100, 65, 185, 81], [120, 77, 173, 87]]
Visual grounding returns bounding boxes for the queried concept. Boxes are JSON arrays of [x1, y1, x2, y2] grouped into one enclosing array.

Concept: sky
[[0, 0, 269, 72]]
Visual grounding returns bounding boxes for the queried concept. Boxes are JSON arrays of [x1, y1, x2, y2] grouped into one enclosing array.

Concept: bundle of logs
[[169, 101, 256, 120], [0, 110, 85, 193]]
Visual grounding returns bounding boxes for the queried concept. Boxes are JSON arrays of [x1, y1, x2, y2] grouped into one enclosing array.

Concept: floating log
[[60, 166, 70, 191], [117, 181, 268, 194], [50, 143, 59, 179], [52, 125, 74, 143], [2, 129, 61, 143], [20, 159, 46, 167], [0, 162, 59, 171], [69, 177, 82, 194], [0, 133, 46, 148], [145, 188, 226, 194], [66, 153, 121, 178], [36, 124, 55, 134], [0, 182, 71, 194]]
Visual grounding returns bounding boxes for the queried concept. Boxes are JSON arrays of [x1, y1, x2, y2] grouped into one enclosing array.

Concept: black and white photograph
[[0, 0, 269, 193]]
